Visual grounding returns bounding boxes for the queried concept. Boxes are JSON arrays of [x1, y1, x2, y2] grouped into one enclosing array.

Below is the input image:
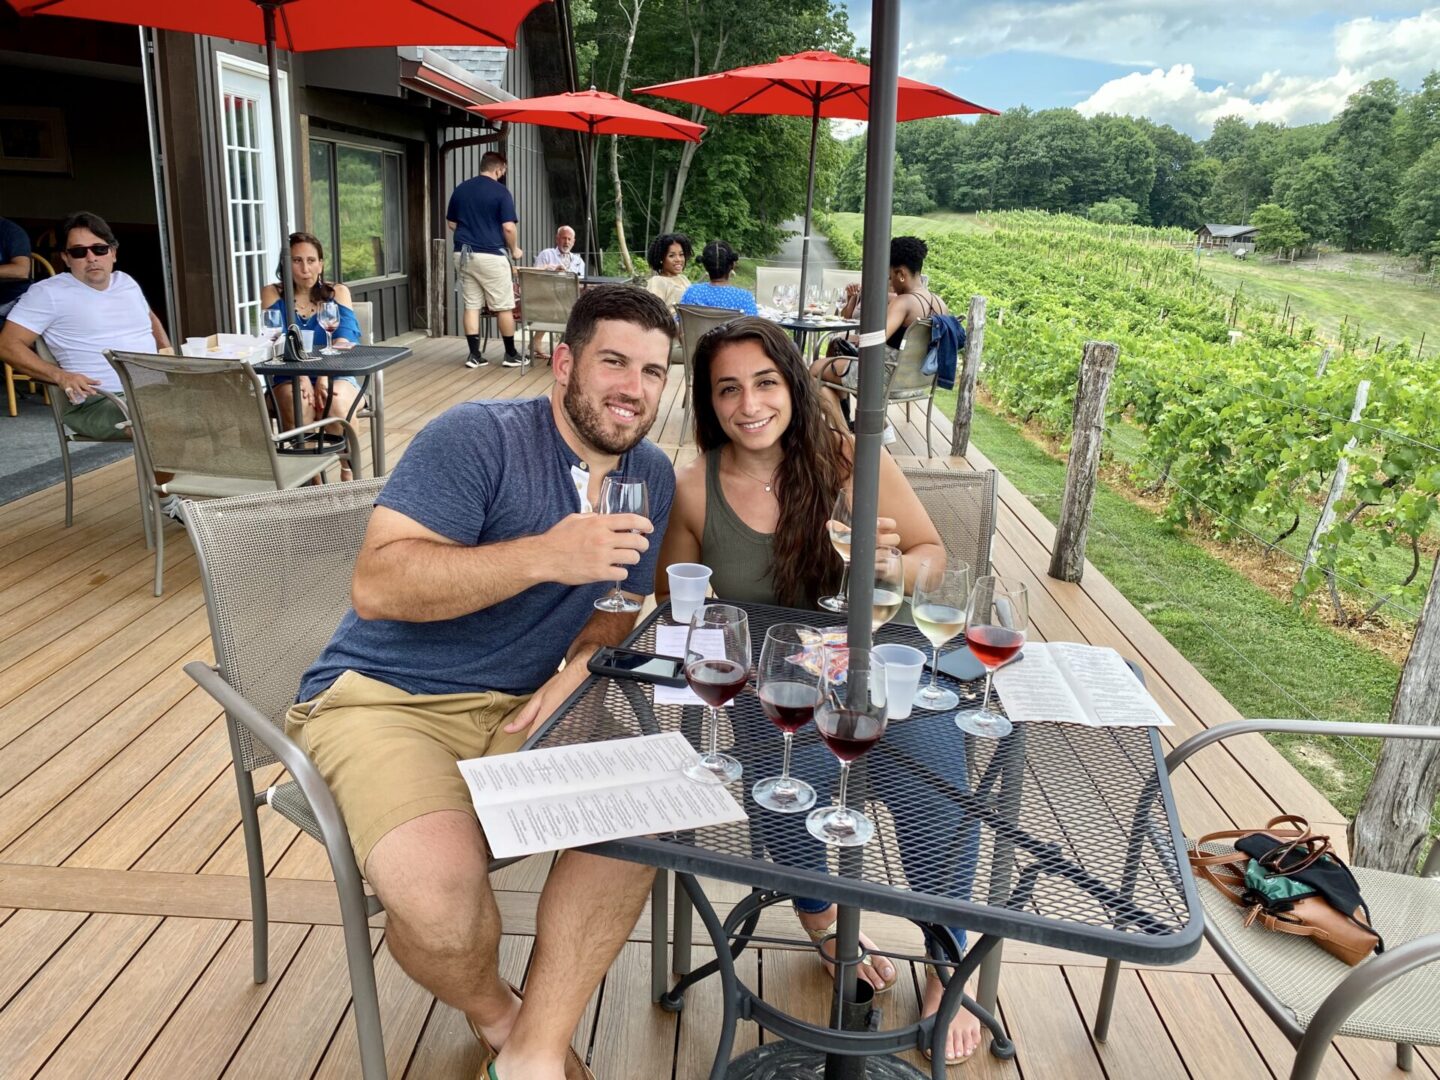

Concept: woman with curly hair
[[645, 232, 693, 313], [678, 240, 758, 315]]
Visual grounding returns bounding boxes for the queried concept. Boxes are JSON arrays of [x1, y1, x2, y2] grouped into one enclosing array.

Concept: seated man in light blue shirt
[[533, 225, 585, 276]]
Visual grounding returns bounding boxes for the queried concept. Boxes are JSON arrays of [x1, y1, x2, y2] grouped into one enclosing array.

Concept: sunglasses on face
[[66, 244, 112, 259]]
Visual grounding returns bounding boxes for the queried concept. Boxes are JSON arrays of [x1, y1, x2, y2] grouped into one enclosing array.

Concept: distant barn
[[1195, 224, 1259, 253]]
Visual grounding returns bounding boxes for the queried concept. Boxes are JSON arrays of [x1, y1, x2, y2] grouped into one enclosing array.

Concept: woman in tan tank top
[[657, 318, 984, 1065]]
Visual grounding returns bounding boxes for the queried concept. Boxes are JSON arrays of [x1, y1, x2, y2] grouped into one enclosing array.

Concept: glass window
[[309, 140, 336, 263], [308, 137, 403, 283]]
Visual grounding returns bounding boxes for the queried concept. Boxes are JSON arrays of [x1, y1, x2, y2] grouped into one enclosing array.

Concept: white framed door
[[217, 54, 292, 335]]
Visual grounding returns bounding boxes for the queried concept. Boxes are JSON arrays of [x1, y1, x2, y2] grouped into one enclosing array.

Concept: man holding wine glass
[[284, 285, 676, 1080]]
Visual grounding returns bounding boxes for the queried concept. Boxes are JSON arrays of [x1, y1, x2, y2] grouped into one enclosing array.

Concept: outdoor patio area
[[0, 334, 1428, 1080]]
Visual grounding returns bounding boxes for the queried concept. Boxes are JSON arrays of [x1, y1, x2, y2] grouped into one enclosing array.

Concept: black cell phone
[[588, 646, 687, 687], [924, 644, 987, 682]]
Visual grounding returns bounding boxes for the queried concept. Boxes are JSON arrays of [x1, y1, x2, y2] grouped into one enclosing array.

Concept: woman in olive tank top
[[657, 318, 984, 1064]]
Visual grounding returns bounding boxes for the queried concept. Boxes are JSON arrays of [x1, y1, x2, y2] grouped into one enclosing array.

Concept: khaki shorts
[[454, 251, 515, 312], [63, 393, 131, 441], [284, 670, 531, 873]]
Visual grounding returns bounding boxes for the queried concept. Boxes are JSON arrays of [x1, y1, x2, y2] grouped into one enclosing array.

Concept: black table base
[[726, 1044, 928, 1080]]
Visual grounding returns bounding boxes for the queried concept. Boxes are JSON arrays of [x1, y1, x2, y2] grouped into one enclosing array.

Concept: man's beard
[[563, 377, 655, 455]]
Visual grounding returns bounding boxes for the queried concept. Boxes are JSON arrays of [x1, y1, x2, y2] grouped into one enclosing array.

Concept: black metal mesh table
[[529, 600, 1202, 1078], [256, 344, 412, 475]]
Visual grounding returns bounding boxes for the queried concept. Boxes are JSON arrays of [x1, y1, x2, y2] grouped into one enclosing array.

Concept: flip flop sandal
[[804, 925, 898, 994], [467, 981, 595, 1080], [920, 964, 977, 1066]]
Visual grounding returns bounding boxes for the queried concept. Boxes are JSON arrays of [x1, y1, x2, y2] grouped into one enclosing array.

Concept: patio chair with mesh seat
[[902, 466, 997, 577], [676, 303, 736, 442], [823, 318, 941, 456], [105, 349, 360, 596], [1092, 718, 1440, 1079], [516, 266, 579, 367]]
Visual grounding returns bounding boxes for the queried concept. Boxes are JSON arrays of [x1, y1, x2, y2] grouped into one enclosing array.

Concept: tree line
[[833, 71, 1440, 265]]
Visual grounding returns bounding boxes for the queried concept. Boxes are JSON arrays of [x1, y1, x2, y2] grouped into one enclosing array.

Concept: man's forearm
[[0, 335, 60, 383], [0, 261, 28, 281], [353, 534, 545, 622], [565, 608, 640, 664]]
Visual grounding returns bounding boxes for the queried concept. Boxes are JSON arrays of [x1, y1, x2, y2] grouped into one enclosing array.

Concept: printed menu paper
[[458, 731, 746, 858], [992, 642, 1171, 728]]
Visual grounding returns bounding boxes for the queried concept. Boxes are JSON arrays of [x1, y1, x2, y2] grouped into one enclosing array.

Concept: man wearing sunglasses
[[0, 210, 170, 441]]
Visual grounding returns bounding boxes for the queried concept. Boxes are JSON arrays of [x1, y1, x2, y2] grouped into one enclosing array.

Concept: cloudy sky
[[839, 2, 1440, 138]]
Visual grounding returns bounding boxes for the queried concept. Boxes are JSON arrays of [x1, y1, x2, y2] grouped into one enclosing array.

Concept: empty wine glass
[[956, 575, 1028, 738], [771, 284, 787, 312], [753, 624, 822, 813], [805, 283, 822, 315], [682, 604, 752, 785], [870, 546, 905, 631], [807, 648, 888, 846], [912, 560, 972, 711], [318, 300, 341, 356], [818, 489, 852, 613], [593, 475, 649, 614]]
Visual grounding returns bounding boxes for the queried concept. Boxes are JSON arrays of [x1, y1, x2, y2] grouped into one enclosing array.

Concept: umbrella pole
[[262, 3, 302, 360], [797, 100, 820, 317], [830, 3, 899, 1071], [586, 130, 600, 275]]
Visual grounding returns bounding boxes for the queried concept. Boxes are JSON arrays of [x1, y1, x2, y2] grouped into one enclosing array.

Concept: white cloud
[[1074, 8, 1439, 136], [902, 52, 949, 75]]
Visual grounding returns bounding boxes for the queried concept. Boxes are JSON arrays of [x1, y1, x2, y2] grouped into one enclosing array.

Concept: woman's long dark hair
[[276, 231, 336, 306], [692, 317, 851, 607]]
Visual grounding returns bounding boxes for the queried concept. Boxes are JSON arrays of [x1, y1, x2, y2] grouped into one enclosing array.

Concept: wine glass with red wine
[[955, 575, 1028, 738], [806, 649, 889, 847], [752, 623, 822, 813], [681, 604, 751, 784]]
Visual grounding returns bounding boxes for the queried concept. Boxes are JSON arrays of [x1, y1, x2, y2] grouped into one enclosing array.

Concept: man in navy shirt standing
[[288, 286, 677, 1080], [447, 151, 526, 369]]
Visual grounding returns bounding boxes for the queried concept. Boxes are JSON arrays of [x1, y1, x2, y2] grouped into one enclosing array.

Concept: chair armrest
[[1293, 930, 1440, 1075], [1165, 718, 1440, 775], [271, 417, 363, 479], [183, 660, 352, 850]]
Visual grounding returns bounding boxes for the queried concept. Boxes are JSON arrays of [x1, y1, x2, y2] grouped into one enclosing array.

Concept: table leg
[[651, 871, 670, 1002], [291, 378, 304, 444], [676, 874, 741, 1080], [370, 369, 386, 475], [826, 904, 868, 1080], [674, 885, 693, 975]]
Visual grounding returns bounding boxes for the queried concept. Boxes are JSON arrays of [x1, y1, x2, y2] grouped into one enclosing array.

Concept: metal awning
[[398, 47, 511, 109]]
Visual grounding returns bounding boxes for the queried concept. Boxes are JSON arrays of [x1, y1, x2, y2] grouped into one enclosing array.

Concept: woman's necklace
[[726, 447, 779, 493]]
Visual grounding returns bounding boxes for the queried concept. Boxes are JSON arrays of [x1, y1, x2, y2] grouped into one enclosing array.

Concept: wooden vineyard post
[[1316, 347, 1333, 377], [951, 295, 986, 456], [1301, 380, 1370, 576], [1048, 341, 1119, 583], [1352, 550, 1440, 873]]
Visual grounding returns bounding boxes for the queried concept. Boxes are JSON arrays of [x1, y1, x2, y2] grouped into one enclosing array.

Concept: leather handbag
[[1189, 815, 1384, 966]]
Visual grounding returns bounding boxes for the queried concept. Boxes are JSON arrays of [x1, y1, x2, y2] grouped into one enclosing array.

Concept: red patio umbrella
[[8, 0, 551, 353], [471, 89, 705, 273], [636, 49, 995, 313]]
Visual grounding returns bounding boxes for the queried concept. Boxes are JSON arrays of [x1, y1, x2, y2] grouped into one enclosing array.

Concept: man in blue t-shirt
[[447, 150, 525, 369], [0, 216, 32, 323], [288, 285, 676, 1080]]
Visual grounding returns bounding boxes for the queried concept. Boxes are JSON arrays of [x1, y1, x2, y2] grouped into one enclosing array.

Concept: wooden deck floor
[[0, 335, 1429, 1079]]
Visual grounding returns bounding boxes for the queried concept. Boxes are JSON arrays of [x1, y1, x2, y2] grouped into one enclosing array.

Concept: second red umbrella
[[472, 89, 705, 274]]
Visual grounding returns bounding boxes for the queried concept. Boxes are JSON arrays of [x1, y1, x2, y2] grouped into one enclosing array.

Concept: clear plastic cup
[[299, 328, 315, 355], [666, 563, 713, 624], [872, 643, 926, 720]]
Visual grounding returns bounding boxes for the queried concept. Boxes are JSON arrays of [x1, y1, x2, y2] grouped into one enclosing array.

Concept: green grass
[[1198, 255, 1440, 357], [829, 211, 989, 241], [936, 393, 1408, 821]]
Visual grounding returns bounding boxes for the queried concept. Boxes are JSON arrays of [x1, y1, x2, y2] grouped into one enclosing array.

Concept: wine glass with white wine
[[818, 489, 852, 613], [911, 560, 972, 710]]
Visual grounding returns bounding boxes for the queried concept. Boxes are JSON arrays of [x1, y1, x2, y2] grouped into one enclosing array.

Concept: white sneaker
[[160, 494, 184, 520]]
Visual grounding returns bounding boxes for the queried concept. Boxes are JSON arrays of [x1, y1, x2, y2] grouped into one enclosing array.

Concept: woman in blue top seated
[[678, 240, 758, 315], [261, 232, 364, 478]]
